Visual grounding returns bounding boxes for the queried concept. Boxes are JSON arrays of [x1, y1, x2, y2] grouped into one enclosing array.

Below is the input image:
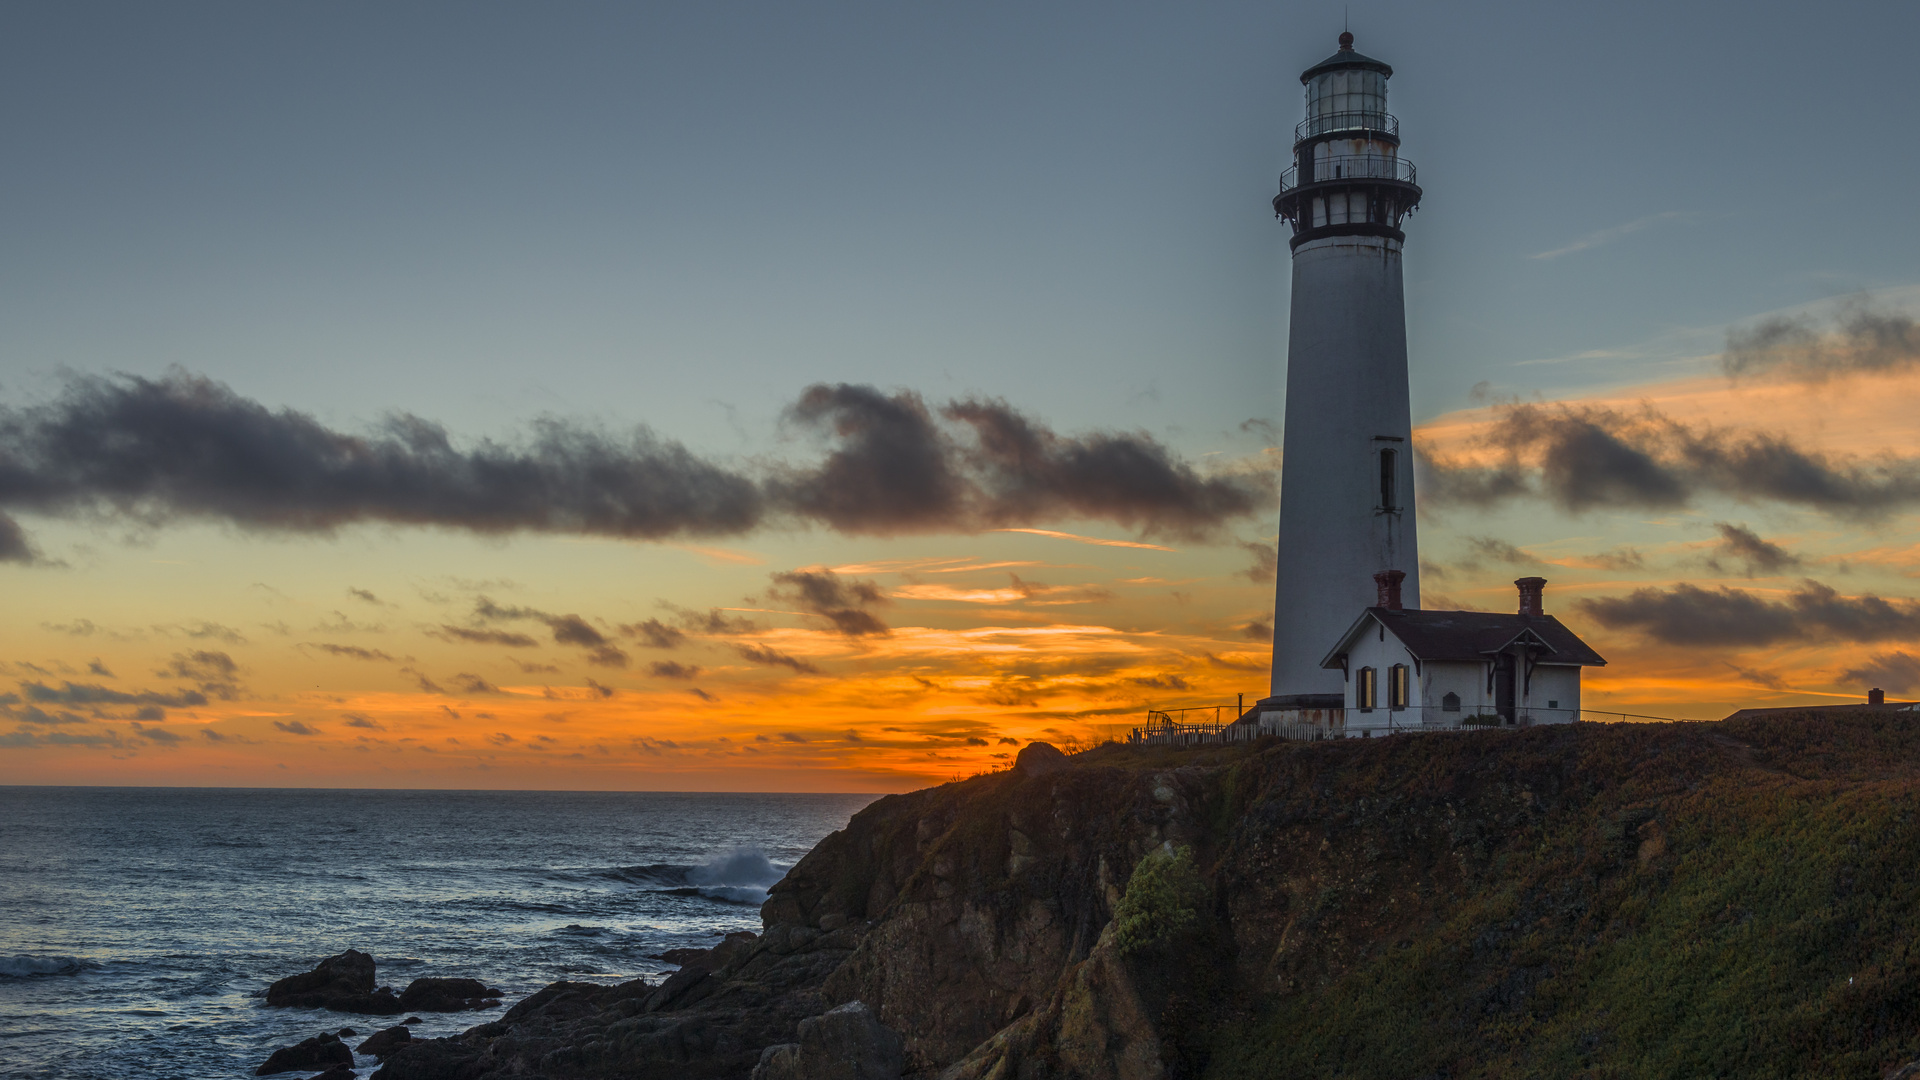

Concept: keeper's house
[[1319, 573, 1606, 735]]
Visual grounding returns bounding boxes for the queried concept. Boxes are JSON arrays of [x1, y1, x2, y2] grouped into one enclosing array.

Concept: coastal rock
[[305, 1068, 355, 1080], [256, 1032, 353, 1075], [264, 953, 500, 1015], [398, 977, 503, 1012], [355, 1025, 414, 1059], [266, 951, 381, 1011], [653, 948, 712, 967], [749, 1001, 903, 1080], [1012, 741, 1068, 778]]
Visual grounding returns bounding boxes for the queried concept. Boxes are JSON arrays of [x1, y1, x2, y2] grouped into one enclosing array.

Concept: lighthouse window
[[1356, 667, 1377, 711], [1379, 448, 1397, 510], [1389, 664, 1410, 710]]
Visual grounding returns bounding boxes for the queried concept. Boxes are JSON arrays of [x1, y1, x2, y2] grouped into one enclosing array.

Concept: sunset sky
[[4, 0, 1919, 791]]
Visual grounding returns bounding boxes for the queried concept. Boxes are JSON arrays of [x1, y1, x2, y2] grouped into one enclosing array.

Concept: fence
[[1128, 702, 1687, 747]]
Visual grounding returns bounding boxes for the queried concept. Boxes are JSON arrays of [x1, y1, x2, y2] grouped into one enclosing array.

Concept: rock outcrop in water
[[254, 1030, 354, 1075], [373, 713, 1920, 1079], [265, 951, 503, 1015]]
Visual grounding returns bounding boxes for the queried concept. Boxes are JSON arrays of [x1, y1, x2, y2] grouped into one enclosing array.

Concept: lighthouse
[[1262, 32, 1423, 721]]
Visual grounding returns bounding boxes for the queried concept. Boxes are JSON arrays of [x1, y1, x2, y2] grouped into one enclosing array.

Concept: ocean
[[0, 787, 879, 1079]]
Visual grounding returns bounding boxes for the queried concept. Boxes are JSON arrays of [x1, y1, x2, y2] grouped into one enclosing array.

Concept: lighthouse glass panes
[[1304, 68, 1386, 132], [1379, 448, 1397, 510]]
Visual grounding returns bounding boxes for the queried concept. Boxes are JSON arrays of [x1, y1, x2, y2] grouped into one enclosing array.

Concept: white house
[[1310, 574, 1606, 736]]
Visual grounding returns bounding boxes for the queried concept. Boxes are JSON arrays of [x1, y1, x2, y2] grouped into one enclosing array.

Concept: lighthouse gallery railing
[[1279, 155, 1417, 194]]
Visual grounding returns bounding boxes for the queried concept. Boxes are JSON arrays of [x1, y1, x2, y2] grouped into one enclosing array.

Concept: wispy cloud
[[1530, 211, 1692, 261], [994, 528, 1175, 552]]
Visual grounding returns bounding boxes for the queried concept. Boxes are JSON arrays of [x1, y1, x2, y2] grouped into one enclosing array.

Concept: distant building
[[1723, 689, 1917, 722]]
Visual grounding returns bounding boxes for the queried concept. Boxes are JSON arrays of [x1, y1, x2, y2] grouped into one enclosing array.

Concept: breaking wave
[[609, 846, 788, 905], [0, 954, 95, 978]]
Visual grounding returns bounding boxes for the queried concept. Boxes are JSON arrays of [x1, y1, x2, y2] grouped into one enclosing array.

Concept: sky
[[3, 0, 1919, 791]]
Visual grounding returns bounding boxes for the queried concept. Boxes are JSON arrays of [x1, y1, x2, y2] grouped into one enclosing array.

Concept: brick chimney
[[1515, 576, 1547, 616], [1374, 569, 1406, 611], [1870, 688, 1886, 706]]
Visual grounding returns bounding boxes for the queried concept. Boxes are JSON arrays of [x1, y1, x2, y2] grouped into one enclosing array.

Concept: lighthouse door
[[1494, 652, 1517, 723]]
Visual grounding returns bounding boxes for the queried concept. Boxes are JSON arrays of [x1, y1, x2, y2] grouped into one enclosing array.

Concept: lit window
[[1357, 667, 1377, 711], [1389, 664, 1410, 710]]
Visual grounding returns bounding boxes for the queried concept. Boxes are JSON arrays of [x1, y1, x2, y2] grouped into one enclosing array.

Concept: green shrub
[[1111, 844, 1207, 955]]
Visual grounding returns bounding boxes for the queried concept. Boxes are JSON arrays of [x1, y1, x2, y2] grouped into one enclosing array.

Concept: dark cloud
[[767, 568, 890, 637], [309, 643, 396, 662], [273, 719, 322, 735], [584, 645, 631, 668], [399, 666, 444, 693], [1238, 541, 1277, 584], [348, 587, 388, 606], [1840, 651, 1920, 694], [1724, 304, 1920, 383], [510, 657, 559, 674], [733, 643, 820, 674], [663, 604, 759, 635], [0, 369, 763, 543], [940, 395, 1271, 539], [1466, 536, 1535, 565], [9, 705, 87, 725], [689, 687, 716, 702], [649, 661, 703, 680], [21, 681, 208, 708], [341, 713, 385, 730], [585, 678, 616, 699], [1576, 579, 1920, 646], [1130, 674, 1192, 691], [0, 372, 1264, 555], [431, 625, 541, 648], [0, 727, 124, 748], [0, 512, 37, 563], [472, 598, 625, 664], [1708, 522, 1801, 577], [1577, 547, 1646, 572], [41, 619, 100, 636], [1240, 619, 1272, 642], [545, 613, 608, 647], [136, 725, 183, 744], [86, 658, 112, 677], [450, 673, 499, 694], [1421, 401, 1920, 519], [156, 650, 241, 698], [620, 618, 686, 650]]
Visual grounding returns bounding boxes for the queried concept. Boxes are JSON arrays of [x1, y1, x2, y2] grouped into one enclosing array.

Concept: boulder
[[355, 1024, 414, 1059], [266, 951, 379, 1010], [397, 977, 503, 1012], [1013, 741, 1069, 778], [305, 1068, 355, 1080], [751, 1001, 903, 1080], [653, 947, 713, 966], [256, 1032, 354, 1075]]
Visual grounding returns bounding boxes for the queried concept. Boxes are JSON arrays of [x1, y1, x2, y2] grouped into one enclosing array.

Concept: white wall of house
[[1523, 664, 1581, 724]]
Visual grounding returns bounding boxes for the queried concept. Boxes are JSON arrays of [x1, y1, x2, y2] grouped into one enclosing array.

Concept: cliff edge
[[374, 712, 1920, 1079]]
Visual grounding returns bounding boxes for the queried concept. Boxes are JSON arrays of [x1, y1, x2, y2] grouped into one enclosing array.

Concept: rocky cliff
[[374, 712, 1920, 1080]]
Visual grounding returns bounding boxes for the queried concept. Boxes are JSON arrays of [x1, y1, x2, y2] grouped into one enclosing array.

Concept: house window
[[1357, 667, 1377, 711], [1389, 664, 1410, 710], [1442, 692, 1461, 713], [1379, 449, 1397, 510]]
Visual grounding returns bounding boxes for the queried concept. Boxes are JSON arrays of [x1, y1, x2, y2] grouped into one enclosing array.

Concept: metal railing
[[1129, 703, 1692, 747], [1296, 110, 1397, 141], [1279, 155, 1417, 194]]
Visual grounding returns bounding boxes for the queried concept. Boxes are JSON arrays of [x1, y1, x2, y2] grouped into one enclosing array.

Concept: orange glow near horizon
[[11, 360, 1920, 789]]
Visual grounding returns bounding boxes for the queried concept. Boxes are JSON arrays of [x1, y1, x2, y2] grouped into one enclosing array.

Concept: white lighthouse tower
[[1262, 31, 1423, 721]]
